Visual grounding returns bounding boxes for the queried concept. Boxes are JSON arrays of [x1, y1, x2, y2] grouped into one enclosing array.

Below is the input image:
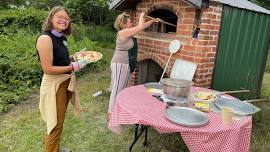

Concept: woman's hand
[[139, 12, 145, 19], [138, 12, 145, 29], [71, 60, 90, 72], [154, 18, 162, 23]]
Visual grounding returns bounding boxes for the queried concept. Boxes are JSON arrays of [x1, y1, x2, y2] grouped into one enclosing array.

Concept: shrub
[[72, 23, 116, 48], [0, 8, 47, 34]]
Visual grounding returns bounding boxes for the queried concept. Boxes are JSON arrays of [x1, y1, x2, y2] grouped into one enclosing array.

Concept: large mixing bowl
[[160, 78, 193, 100]]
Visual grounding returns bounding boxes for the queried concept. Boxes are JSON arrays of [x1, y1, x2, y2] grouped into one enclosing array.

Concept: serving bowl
[[160, 78, 193, 100]]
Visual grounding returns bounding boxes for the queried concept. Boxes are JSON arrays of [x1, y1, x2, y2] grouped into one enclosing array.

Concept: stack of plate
[[144, 82, 162, 90], [144, 82, 163, 96], [211, 97, 260, 115]]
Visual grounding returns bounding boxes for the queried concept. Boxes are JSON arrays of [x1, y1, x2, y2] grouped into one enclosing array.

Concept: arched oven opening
[[146, 9, 178, 33], [138, 59, 168, 84]]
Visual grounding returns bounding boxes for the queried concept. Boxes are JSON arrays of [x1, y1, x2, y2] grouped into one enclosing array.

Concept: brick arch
[[138, 53, 164, 67], [137, 53, 172, 75], [146, 3, 179, 17]]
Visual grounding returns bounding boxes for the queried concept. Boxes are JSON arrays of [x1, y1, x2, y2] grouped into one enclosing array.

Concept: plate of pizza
[[192, 91, 217, 104], [73, 51, 103, 62]]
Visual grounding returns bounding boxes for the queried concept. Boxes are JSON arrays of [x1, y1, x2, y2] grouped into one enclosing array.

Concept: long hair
[[42, 6, 71, 35], [114, 12, 130, 31]]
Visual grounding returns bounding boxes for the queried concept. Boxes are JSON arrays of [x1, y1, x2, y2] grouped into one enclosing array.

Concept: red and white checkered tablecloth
[[108, 85, 252, 152]]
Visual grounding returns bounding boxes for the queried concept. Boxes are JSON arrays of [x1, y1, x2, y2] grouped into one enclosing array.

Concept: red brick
[[211, 20, 221, 25], [206, 52, 216, 57], [182, 18, 194, 24], [200, 24, 216, 30], [205, 63, 215, 68], [204, 74, 213, 78], [185, 8, 195, 12], [210, 31, 219, 35], [190, 39, 198, 45], [209, 58, 215, 62], [201, 35, 214, 40], [179, 30, 192, 35], [183, 13, 195, 18], [183, 45, 196, 51], [197, 46, 211, 52], [197, 40, 208, 45], [211, 47, 217, 52], [194, 52, 206, 58], [178, 24, 188, 30], [194, 74, 203, 79], [144, 39, 153, 45], [216, 15, 222, 19], [200, 30, 210, 35], [201, 19, 211, 24], [214, 26, 220, 30]]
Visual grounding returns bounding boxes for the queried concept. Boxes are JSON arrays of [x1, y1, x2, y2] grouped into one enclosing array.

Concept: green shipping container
[[212, 5, 270, 99]]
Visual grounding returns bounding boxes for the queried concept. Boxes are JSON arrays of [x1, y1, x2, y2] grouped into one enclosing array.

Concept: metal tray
[[144, 82, 162, 89], [215, 98, 260, 115], [165, 106, 209, 127]]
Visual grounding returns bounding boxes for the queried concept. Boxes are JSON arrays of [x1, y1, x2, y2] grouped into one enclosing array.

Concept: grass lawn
[[0, 63, 270, 151]]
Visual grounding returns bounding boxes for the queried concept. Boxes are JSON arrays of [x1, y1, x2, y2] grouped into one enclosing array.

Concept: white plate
[[215, 98, 260, 115], [144, 82, 162, 89], [165, 106, 209, 127]]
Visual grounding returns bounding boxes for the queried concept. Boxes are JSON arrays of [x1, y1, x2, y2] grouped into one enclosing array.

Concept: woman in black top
[[36, 6, 88, 152]]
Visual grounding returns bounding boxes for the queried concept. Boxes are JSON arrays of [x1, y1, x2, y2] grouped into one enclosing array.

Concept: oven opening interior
[[138, 59, 168, 84], [146, 9, 178, 33]]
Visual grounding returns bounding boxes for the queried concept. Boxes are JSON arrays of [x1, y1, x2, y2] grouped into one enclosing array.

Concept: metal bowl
[[160, 78, 192, 100]]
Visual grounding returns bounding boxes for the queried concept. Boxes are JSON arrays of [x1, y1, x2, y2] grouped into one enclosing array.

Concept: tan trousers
[[44, 79, 71, 152]]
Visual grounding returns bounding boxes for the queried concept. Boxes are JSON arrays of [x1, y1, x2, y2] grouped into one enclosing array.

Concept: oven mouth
[[138, 59, 168, 84], [146, 9, 178, 34]]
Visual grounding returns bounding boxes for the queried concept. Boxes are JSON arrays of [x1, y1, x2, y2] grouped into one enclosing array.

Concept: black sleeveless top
[[37, 31, 70, 66]]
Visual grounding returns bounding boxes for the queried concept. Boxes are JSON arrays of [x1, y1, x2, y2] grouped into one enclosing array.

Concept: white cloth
[[108, 63, 130, 113], [39, 73, 81, 134]]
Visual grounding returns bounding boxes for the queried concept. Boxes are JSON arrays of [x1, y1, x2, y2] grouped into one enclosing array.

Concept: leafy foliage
[[0, 30, 41, 112], [26, 0, 65, 10], [65, 0, 119, 27], [0, 0, 120, 29], [72, 23, 116, 48], [249, 0, 270, 9], [0, 8, 47, 34]]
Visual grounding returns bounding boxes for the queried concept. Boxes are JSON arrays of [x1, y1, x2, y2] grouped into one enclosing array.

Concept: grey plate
[[144, 82, 162, 89], [165, 106, 209, 127], [215, 98, 261, 115], [209, 102, 220, 113]]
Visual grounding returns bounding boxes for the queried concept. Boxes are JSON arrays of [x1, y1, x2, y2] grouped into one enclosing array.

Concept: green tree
[[26, 0, 65, 10], [65, 0, 119, 29], [249, 0, 270, 9], [0, 0, 25, 9]]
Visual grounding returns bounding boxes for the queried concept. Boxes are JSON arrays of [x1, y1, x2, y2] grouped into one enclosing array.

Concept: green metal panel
[[212, 5, 270, 99]]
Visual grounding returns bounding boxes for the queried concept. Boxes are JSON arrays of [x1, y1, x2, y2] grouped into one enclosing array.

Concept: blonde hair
[[114, 13, 131, 31], [42, 6, 72, 35]]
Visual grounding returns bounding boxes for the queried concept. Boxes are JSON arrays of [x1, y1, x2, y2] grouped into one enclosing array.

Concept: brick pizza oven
[[108, 0, 270, 97], [124, 0, 221, 88]]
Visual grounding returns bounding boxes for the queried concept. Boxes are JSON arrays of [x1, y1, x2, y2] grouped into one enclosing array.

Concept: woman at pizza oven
[[36, 6, 89, 152], [108, 12, 160, 115]]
